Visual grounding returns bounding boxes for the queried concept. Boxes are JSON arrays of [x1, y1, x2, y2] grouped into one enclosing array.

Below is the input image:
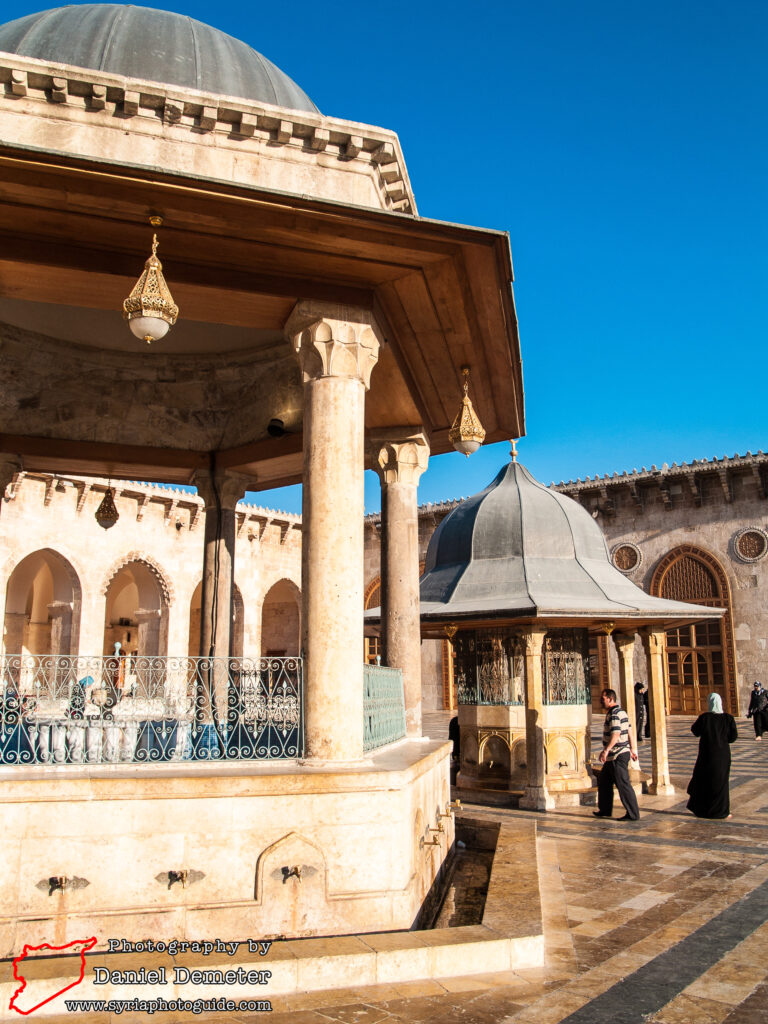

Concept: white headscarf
[[708, 693, 723, 714]]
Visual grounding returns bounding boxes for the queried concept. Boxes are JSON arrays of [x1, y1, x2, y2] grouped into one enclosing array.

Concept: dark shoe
[[618, 814, 639, 821], [592, 811, 611, 818]]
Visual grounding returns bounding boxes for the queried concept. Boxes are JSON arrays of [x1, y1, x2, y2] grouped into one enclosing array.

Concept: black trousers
[[597, 752, 639, 819], [752, 710, 768, 737]]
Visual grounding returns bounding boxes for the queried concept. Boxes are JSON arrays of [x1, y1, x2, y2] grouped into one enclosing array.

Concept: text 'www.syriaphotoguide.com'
[[63, 996, 272, 1014]]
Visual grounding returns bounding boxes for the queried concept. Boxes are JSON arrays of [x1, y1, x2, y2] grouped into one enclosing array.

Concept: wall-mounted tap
[[420, 835, 441, 848], [48, 875, 69, 895], [282, 865, 302, 883], [168, 870, 189, 890]]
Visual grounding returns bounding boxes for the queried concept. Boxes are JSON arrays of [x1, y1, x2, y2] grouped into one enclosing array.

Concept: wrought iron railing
[[363, 664, 406, 752], [0, 655, 302, 766], [543, 630, 591, 705]]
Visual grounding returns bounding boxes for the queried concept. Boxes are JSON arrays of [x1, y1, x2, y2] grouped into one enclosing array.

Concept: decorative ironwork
[[455, 629, 525, 705], [363, 664, 406, 752], [542, 630, 591, 705], [0, 655, 302, 766]]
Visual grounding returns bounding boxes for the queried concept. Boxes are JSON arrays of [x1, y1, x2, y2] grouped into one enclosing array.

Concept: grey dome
[[419, 460, 716, 623], [0, 5, 319, 113]]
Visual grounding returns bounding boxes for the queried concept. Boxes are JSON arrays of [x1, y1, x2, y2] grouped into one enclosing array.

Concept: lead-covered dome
[[0, 4, 319, 112], [419, 459, 714, 622]]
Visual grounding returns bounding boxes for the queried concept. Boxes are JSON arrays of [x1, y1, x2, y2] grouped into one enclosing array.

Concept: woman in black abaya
[[686, 692, 738, 819]]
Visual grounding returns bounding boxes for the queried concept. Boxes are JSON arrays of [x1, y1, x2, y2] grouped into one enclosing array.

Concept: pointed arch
[[261, 578, 301, 656], [3, 548, 82, 657], [101, 555, 172, 657], [650, 545, 738, 715]]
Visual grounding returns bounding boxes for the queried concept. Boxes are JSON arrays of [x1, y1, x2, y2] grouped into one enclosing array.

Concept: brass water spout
[[420, 835, 441, 848]]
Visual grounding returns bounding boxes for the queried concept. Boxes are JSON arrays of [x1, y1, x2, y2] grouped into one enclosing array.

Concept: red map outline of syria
[[9, 937, 97, 1015]]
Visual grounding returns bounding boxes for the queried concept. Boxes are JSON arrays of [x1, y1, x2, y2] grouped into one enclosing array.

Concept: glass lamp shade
[[128, 316, 170, 344], [452, 438, 482, 457]]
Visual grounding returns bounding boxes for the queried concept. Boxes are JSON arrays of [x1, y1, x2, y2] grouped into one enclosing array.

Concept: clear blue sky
[[5, 1, 766, 513]]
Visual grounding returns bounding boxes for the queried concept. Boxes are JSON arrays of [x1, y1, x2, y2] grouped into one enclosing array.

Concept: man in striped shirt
[[593, 688, 640, 821]]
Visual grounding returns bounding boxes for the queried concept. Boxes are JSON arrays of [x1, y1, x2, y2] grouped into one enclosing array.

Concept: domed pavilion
[[0, 5, 524, 953], [418, 448, 723, 809]]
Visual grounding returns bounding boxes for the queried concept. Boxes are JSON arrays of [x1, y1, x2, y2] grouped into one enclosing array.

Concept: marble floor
[[38, 715, 768, 1023]]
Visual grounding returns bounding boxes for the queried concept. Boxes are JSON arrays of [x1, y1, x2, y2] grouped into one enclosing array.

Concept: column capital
[[193, 470, 254, 511], [285, 300, 381, 389], [521, 628, 548, 656], [0, 454, 22, 496], [369, 429, 430, 486], [612, 631, 636, 653], [640, 628, 667, 653]]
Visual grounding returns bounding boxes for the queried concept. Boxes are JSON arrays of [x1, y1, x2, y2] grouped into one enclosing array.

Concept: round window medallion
[[733, 527, 768, 563], [611, 543, 642, 574]]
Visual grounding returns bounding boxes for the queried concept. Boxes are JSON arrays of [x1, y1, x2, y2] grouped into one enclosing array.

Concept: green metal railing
[[363, 664, 406, 752]]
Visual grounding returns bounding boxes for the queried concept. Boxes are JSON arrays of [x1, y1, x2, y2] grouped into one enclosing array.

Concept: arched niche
[[102, 558, 171, 658], [4, 548, 82, 657], [188, 580, 245, 657], [650, 545, 738, 715], [261, 578, 300, 657]]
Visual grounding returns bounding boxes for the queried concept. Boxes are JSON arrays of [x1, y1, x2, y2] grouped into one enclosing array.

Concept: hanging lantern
[[449, 366, 486, 456], [95, 487, 119, 530], [122, 217, 179, 344]]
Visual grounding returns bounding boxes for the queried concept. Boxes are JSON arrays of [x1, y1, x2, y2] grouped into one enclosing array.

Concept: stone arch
[[650, 545, 738, 715], [364, 575, 381, 664], [254, 832, 329, 936], [261, 578, 301, 657], [101, 551, 174, 606], [102, 556, 172, 658], [546, 732, 579, 776], [478, 731, 511, 782], [3, 548, 82, 657]]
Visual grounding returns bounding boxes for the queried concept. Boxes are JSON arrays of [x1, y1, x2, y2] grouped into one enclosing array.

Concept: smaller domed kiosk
[[418, 448, 723, 809]]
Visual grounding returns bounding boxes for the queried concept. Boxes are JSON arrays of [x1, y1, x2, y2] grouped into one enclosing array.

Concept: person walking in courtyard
[[634, 681, 647, 743], [594, 688, 640, 821], [687, 692, 738, 819], [747, 681, 768, 740]]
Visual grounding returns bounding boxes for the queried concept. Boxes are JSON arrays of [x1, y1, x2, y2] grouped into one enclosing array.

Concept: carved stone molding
[[285, 301, 381, 389], [369, 430, 430, 486]]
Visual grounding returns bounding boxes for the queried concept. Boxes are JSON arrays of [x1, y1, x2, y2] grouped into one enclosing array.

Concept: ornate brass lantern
[[122, 218, 179, 344], [95, 487, 119, 530], [449, 366, 486, 456]]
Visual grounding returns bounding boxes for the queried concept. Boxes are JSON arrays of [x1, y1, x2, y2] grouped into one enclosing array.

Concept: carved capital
[[194, 470, 254, 511], [0, 455, 22, 497], [612, 632, 636, 655], [521, 629, 547, 657], [285, 300, 381, 389], [641, 628, 666, 654], [369, 429, 430, 486]]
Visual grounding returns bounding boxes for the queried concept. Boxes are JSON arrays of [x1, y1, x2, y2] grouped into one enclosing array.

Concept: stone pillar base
[[519, 786, 555, 811], [647, 781, 675, 797], [299, 757, 376, 771]]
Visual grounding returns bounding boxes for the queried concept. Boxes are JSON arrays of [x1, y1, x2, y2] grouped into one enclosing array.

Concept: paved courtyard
[[258, 714, 768, 1024], [34, 713, 768, 1024]]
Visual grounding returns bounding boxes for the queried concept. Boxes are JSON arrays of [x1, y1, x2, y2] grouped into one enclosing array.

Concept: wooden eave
[[0, 143, 524, 487]]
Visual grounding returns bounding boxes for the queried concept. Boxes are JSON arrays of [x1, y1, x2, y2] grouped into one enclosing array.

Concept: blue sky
[[5, 1, 766, 514]]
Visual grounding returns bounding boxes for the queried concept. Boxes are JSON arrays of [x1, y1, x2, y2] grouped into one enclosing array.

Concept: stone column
[[370, 430, 429, 738], [613, 632, 637, 735], [193, 471, 251, 660], [641, 629, 674, 796], [519, 628, 554, 811], [286, 300, 380, 764], [134, 608, 162, 658], [193, 470, 252, 729], [48, 601, 73, 658]]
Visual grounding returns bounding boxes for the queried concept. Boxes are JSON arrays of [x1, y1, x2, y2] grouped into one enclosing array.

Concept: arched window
[[364, 578, 381, 665], [651, 546, 738, 715]]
